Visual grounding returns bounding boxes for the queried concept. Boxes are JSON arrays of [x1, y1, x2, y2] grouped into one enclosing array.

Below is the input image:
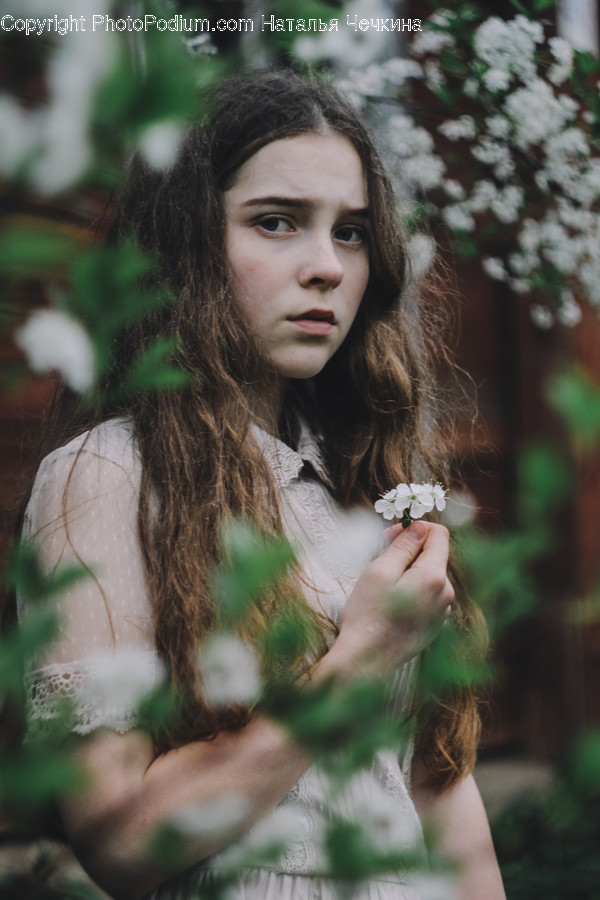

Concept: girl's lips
[[289, 318, 335, 336], [288, 309, 335, 336]]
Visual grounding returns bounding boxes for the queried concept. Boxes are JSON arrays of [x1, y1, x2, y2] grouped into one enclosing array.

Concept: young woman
[[15, 70, 505, 899]]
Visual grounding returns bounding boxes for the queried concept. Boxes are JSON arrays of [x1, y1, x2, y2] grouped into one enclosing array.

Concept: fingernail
[[405, 521, 426, 541]]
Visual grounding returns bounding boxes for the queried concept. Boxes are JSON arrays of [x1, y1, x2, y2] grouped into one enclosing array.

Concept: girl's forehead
[[226, 132, 367, 206]]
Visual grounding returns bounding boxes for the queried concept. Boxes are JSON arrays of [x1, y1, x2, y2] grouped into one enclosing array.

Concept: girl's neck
[[247, 376, 288, 439]]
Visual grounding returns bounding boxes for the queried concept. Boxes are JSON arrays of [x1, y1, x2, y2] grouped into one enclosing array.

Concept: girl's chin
[[269, 348, 337, 381]]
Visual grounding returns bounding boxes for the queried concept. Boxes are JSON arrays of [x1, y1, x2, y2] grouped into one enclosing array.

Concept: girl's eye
[[335, 225, 365, 245], [258, 216, 294, 234]]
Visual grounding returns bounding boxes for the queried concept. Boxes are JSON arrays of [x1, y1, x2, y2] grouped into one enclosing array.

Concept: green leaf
[[93, 19, 201, 139], [0, 739, 86, 816], [0, 226, 75, 279], [70, 240, 162, 331], [508, 0, 532, 17], [68, 241, 175, 379], [533, 0, 556, 12], [459, 528, 546, 633], [518, 444, 571, 522], [5, 539, 90, 604], [213, 521, 296, 623], [574, 49, 600, 78], [415, 621, 493, 701], [324, 817, 423, 881], [548, 367, 600, 448], [0, 611, 58, 696], [263, 676, 402, 767], [567, 730, 600, 795], [123, 337, 190, 393]]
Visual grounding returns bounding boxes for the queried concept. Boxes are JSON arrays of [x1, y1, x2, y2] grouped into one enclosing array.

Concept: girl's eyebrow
[[241, 196, 369, 218]]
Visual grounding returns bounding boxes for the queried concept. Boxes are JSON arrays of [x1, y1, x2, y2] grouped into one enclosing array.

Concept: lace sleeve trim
[[25, 649, 164, 736]]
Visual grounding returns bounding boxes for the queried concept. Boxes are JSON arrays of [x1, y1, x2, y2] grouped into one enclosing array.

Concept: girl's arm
[[57, 521, 453, 900], [411, 763, 506, 900]]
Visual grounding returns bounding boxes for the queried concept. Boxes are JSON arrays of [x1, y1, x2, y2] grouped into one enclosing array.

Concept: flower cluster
[[337, 8, 600, 327], [375, 482, 447, 527]]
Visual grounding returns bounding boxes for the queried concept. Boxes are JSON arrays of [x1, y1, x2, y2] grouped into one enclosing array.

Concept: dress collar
[[251, 418, 333, 490]]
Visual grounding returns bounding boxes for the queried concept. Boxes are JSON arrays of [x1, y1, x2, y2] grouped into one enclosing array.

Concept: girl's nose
[[298, 236, 344, 290]]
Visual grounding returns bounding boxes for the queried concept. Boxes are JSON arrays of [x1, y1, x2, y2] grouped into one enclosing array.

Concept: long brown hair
[[15, 70, 486, 789]]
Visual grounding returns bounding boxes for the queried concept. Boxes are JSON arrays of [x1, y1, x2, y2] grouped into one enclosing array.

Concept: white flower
[[374, 488, 399, 521], [27, 5, 114, 194], [408, 233, 436, 279], [403, 154, 446, 191], [443, 204, 475, 233], [138, 121, 183, 171], [387, 114, 435, 157], [482, 257, 507, 281], [375, 482, 447, 522], [483, 68, 511, 93], [510, 277, 532, 294], [412, 26, 455, 57], [463, 78, 478, 98], [431, 484, 447, 511], [425, 60, 445, 91], [334, 78, 365, 112], [200, 633, 261, 707], [468, 179, 497, 214], [530, 304, 554, 329], [548, 37, 573, 86], [335, 772, 422, 854], [474, 15, 542, 85], [557, 290, 582, 327], [509, 251, 537, 277], [438, 116, 476, 141], [443, 179, 466, 201], [0, 95, 37, 176], [504, 79, 576, 149], [485, 115, 512, 140], [380, 58, 423, 86], [82, 645, 165, 712], [15, 309, 95, 392], [395, 483, 435, 519], [491, 185, 524, 224], [470, 139, 514, 181]]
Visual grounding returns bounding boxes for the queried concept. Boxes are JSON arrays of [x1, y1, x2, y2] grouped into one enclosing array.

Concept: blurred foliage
[[493, 731, 600, 898], [458, 442, 572, 635], [212, 520, 297, 626], [0, 848, 100, 900], [509, 0, 557, 18], [548, 367, 600, 451], [2, 0, 600, 897]]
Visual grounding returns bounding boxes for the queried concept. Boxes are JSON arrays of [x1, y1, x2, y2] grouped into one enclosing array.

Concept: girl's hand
[[332, 521, 454, 677]]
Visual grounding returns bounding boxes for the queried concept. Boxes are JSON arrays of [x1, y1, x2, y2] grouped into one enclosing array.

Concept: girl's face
[[224, 130, 370, 384]]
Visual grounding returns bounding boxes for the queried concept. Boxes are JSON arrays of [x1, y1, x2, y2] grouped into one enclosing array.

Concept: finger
[[409, 522, 450, 573], [372, 521, 428, 583], [383, 522, 412, 544]]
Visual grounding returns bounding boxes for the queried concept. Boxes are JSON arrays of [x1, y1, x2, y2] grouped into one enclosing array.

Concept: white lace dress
[[21, 418, 428, 900]]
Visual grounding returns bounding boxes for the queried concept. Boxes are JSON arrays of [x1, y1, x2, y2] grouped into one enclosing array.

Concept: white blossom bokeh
[[15, 309, 96, 392], [199, 633, 262, 707], [1, 0, 116, 195], [335, 8, 600, 327]]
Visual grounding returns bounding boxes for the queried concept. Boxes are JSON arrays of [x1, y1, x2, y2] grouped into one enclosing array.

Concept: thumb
[[373, 520, 428, 581]]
